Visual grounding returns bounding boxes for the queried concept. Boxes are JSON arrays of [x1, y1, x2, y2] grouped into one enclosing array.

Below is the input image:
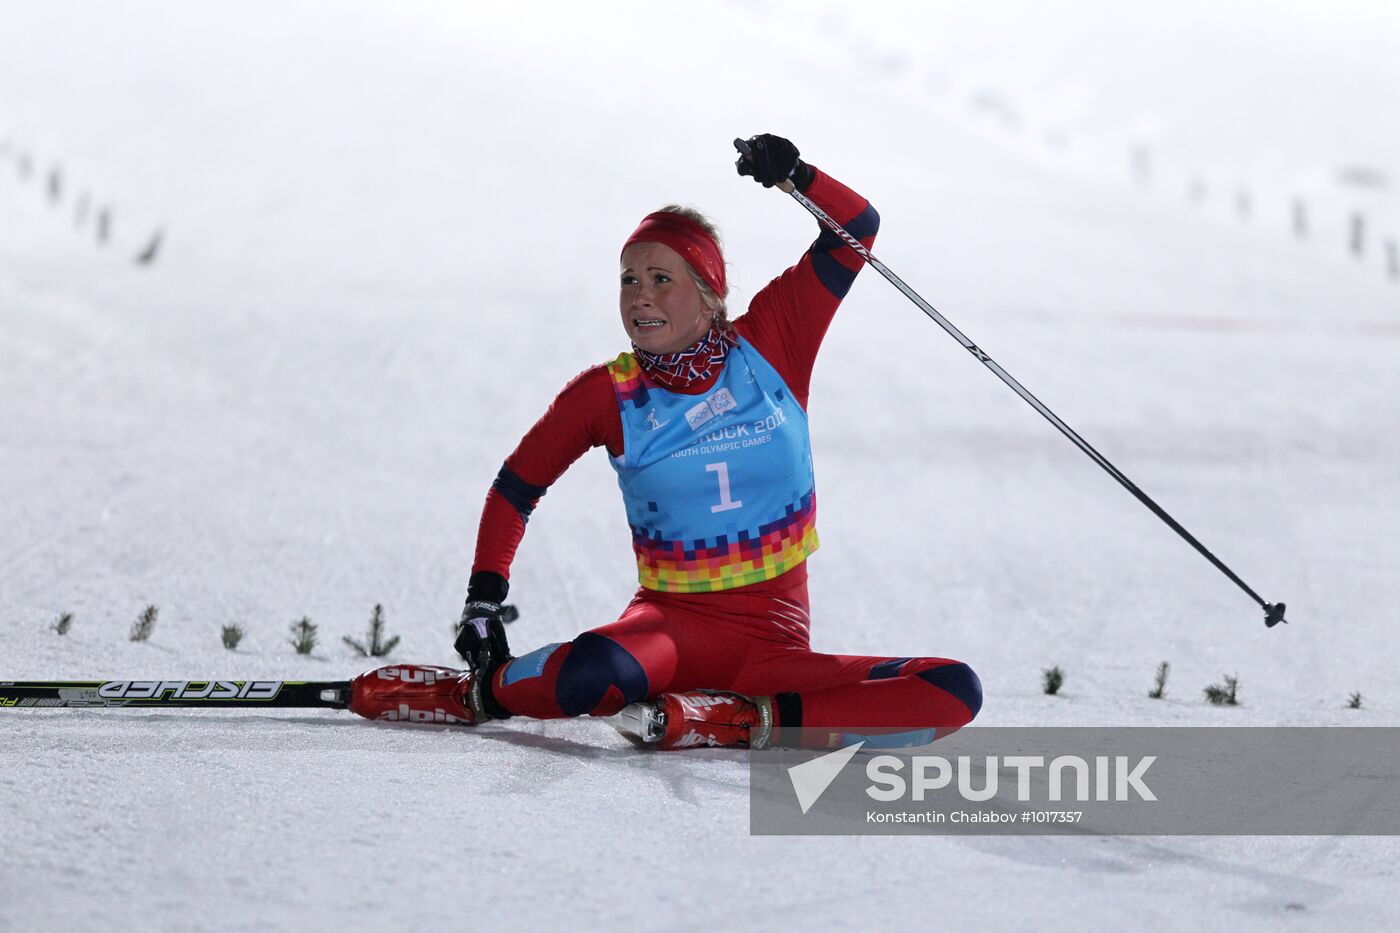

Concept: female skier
[[350, 134, 981, 749]]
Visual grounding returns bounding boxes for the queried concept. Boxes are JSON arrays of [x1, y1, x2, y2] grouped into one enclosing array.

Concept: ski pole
[[735, 138, 1287, 628]]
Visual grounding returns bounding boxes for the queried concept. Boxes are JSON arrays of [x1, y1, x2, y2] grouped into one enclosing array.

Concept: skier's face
[[619, 242, 713, 355]]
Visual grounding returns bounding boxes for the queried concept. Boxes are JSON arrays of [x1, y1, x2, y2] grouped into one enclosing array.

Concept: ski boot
[[348, 664, 483, 725], [620, 690, 773, 749]]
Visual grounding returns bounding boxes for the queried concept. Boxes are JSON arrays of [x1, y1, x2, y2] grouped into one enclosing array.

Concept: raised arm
[[731, 138, 879, 409]]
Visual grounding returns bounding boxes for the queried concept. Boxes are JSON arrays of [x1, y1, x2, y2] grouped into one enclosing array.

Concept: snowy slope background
[[2, 1, 1399, 929]]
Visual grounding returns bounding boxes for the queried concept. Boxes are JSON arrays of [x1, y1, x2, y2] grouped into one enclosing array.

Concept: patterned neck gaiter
[[633, 324, 737, 390]]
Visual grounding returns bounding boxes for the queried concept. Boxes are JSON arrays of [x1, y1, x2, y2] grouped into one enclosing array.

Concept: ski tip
[[1264, 602, 1288, 628]]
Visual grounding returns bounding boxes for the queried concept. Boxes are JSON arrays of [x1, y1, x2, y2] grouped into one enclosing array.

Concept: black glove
[[734, 133, 815, 191], [455, 571, 512, 675], [455, 604, 510, 675]]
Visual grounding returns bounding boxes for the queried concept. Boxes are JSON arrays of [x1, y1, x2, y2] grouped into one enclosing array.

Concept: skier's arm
[[468, 365, 622, 602], [732, 164, 879, 409]]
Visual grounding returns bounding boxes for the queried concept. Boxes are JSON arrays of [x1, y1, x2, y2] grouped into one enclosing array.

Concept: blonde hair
[[655, 204, 730, 327]]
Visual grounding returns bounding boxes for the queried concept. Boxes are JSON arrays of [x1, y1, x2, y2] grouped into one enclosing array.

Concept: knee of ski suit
[[911, 660, 983, 723], [554, 631, 649, 717]]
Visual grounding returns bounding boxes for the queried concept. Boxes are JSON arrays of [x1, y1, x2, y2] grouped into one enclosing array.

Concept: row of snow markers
[[945, 78, 1398, 286], [1040, 661, 1364, 709], [46, 605, 403, 658], [0, 134, 164, 267], [1130, 145, 1400, 283]]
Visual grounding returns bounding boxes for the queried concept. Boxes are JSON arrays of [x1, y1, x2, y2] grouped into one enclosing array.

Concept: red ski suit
[[473, 168, 980, 747]]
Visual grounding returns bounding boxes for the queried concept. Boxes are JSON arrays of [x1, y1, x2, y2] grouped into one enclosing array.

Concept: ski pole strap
[[783, 184, 1286, 629]]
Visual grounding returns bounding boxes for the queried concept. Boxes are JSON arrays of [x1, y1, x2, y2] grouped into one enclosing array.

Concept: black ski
[[0, 679, 350, 709]]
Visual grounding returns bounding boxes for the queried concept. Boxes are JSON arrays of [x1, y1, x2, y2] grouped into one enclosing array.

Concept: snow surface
[[3, 1, 1399, 929]]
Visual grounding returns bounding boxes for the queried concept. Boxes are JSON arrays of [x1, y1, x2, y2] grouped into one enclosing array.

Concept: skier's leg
[[486, 612, 666, 719], [349, 589, 759, 727], [349, 605, 683, 725], [733, 651, 983, 749], [487, 590, 749, 719], [634, 651, 981, 750]]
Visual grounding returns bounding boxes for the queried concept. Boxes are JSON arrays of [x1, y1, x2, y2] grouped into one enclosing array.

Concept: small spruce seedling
[[129, 604, 158, 642], [221, 624, 245, 650], [1042, 665, 1064, 696], [343, 604, 400, 658], [289, 616, 319, 655], [1347, 691, 1363, 710], [1149, 661, 1170, 699], [1204, 674, 1240, 706], [53, 612, 74, 635]]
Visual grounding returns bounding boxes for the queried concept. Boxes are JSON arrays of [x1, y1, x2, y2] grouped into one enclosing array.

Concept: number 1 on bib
[[705, 461, 743, 513]]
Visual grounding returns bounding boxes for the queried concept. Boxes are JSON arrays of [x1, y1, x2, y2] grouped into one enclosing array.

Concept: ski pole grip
[[732, 137, 796, 193]]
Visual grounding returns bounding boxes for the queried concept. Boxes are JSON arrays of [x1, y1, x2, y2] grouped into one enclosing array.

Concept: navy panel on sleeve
[[493, 463, 549, 522], [808, 202, 881, 298]]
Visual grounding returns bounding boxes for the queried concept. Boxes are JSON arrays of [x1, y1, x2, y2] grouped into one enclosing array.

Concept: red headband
[[621, 211, 726, 298]]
